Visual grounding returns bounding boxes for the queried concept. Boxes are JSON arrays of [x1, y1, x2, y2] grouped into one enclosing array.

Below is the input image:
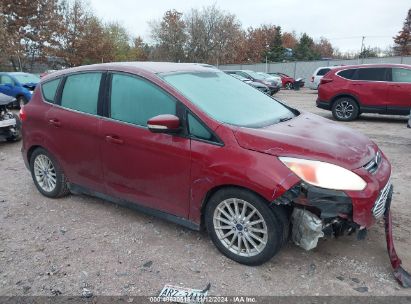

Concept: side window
[[355, 68, 388, 81], [0, 75, 13, 85], [317, 68, 330, 76], [337, 69, 356, 80], [110, 73, 176, 126], [392, 68, 411, 83], [61, 73, 102, 114], [41, 78, 60, 103], [188, 113, 213, 141]]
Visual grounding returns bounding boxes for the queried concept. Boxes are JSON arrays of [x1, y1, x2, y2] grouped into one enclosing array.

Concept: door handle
[[105, 135, 124, 145], [48, 119, 61, 127]]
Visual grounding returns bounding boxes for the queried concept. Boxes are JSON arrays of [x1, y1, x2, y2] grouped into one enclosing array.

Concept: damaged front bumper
[[272, 181, 411, 287]]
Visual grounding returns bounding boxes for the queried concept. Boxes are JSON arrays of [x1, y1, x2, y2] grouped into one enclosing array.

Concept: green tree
[[293, 33, 321, 60], [394, 8, 411, 56], [267, 26, 285, 62]]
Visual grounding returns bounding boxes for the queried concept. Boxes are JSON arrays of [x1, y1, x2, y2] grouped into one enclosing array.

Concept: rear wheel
[[205, 188, 284, 265], [332, 97, 359, 121], [30, 148, 70, 198]]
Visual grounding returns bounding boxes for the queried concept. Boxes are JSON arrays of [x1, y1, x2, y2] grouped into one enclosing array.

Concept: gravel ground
[[0, 89, 410, 297]]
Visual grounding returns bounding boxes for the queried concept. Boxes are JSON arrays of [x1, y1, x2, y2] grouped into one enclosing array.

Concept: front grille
[[372, 179, 392, 219], [364, 151, 381, 174]]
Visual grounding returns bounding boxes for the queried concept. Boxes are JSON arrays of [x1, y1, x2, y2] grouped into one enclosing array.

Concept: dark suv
[[317, 64, 411, 121]]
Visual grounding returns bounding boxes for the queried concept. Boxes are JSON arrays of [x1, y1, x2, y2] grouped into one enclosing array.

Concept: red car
[[20, 63, 409, 284], [270, 72, 305, 90], [317, 64, 411, 121]]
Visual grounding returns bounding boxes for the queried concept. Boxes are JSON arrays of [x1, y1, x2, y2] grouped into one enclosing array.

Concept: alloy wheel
[[335, 100, 354, 119], [213, 198, 268, 257], [33, 154, 57, 192]]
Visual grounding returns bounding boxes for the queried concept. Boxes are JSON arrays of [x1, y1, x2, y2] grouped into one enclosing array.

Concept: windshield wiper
[[279, 116, 293, 122]]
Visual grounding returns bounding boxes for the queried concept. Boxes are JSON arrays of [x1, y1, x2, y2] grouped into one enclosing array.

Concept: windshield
[[244, 70, 266, 80], [258, 72, 277, 79], [161, 71, 295, 128], [12, 73, 40, 84], [230, 74, 249, 81]]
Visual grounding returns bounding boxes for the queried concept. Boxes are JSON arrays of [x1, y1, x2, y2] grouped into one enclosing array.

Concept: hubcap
[[335, 100, 354, 119], [213, 198, 268, 257], [33, 154, 57, 192]]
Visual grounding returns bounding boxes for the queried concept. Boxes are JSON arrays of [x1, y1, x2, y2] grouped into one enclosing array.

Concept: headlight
[[279, 157, 367, 191]]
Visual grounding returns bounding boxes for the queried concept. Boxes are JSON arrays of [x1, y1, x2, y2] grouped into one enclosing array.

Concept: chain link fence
[[218, 56, 411, 82]]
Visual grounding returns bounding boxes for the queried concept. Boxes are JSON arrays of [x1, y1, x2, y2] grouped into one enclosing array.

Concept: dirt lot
[[0, 89, 410, 297]]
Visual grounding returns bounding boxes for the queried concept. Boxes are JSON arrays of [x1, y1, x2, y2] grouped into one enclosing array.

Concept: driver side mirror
[[147, 114, 181, 134]]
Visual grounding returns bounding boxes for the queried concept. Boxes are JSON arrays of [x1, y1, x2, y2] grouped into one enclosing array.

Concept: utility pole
[[359, 36, 365, 64]]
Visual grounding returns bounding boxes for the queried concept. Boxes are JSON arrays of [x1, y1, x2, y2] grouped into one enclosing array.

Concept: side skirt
[[68, 183, 200, 231]]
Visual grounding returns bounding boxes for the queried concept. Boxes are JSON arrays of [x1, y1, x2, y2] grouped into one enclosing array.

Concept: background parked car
[[229, 73, 270, 94], [309, 66, 334, 89], [317, 64, 411, 121], [0, 93, 21, 142], [408, 110, 411, 128], [0, 72, 40, 107], [225, 70, 280, 95], [269, 72, 305, 90], [256, 72, 282, 88]]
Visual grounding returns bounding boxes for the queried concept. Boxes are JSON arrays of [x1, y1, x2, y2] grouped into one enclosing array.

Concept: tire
[[5, 113, 22, 142], [17, 96, 27, 109], [29, 148, 70, 198], [284, 82, 293, 90], [205, 187, 285, 266], [332, 97, 359, 121]]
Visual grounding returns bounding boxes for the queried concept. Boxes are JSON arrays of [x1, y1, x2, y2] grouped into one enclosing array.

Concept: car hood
[[0, 93, 16, 105], [233, 112, 377, 170]]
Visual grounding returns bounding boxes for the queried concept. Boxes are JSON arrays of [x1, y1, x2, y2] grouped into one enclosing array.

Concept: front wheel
[[332, 97, 359, 121], [205, 188, 284, 266], [30, 148, 70, 198], [284, 82, 293, 90]]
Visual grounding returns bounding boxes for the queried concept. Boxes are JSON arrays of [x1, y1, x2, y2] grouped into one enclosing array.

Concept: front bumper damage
[[272, 182, 411, 288]]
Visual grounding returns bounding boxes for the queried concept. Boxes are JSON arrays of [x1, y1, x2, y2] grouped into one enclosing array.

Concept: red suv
[[317, 64, 411, 121], [20, 63, 401, 271]]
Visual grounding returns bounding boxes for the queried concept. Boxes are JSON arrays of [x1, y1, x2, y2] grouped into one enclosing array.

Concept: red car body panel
[[21, 62, 390, 231]]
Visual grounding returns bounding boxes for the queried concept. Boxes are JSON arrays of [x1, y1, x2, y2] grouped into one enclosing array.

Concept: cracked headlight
[[279, 157, 367, 191]]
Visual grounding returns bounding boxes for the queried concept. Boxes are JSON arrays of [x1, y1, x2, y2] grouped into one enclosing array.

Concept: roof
[[42, 62, 217, 81], [331, 63, 411, 70]]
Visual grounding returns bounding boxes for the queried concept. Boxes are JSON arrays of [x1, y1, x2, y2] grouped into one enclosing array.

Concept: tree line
[[1, 1, 410, 72]]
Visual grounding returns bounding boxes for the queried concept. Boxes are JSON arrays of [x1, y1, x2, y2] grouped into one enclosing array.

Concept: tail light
[[320, 78, 333, 85], [19, 106, 26, 121]]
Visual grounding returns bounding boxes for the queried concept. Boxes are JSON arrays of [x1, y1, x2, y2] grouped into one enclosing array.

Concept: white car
[[309, 66, 337, 90]]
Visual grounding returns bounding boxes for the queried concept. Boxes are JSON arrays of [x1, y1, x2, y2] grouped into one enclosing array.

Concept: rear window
[[355, 68, 388, 81], [337, 69, 357, 80], [392, 68, 411, 83], [41, 78, 60, 103], [61, 73, 102, 115], [317, 68, 331, 76]]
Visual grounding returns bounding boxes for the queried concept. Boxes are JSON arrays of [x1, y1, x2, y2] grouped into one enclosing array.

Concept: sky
[[88, 0, 410, 53]]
